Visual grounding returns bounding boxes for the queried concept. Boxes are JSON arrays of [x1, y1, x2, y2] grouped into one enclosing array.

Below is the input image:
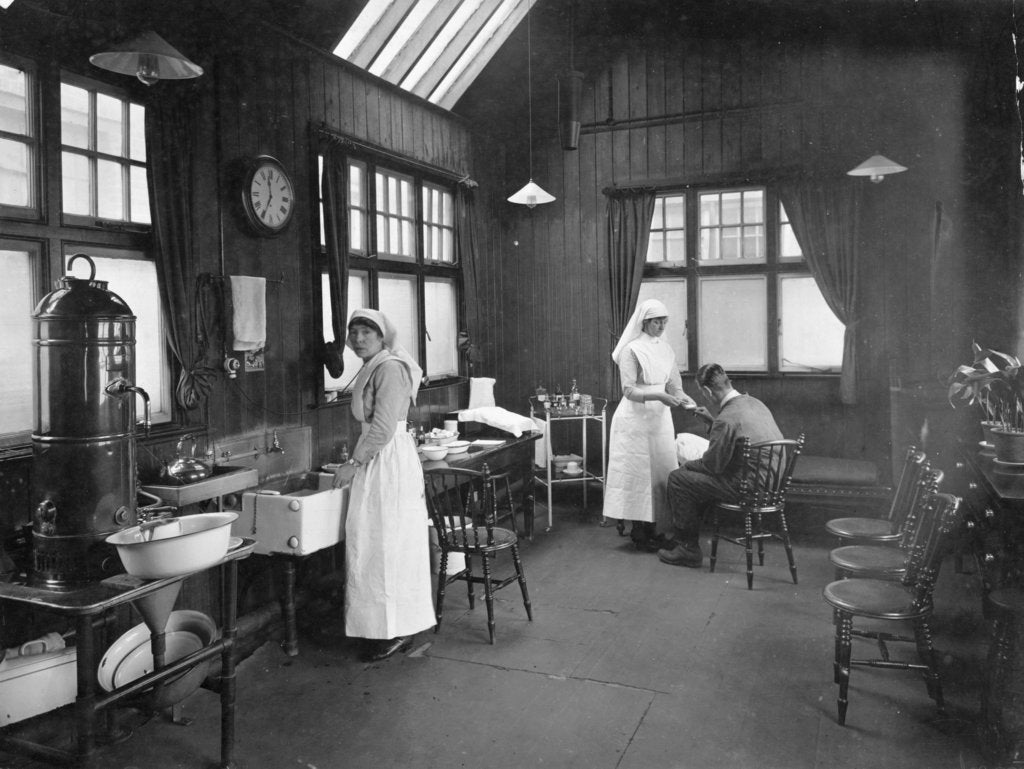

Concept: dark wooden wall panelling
[[467, 20, 1015, 478], [192, 28, 475, 467]]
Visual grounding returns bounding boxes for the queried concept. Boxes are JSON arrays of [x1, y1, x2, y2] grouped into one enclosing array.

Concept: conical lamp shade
[[508, 179, 555, 208], [847, 154, 907, 183], [90, 31, 203, 86]]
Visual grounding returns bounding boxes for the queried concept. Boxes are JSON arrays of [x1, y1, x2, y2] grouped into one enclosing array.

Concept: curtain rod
[[315, 123, 477, 188]]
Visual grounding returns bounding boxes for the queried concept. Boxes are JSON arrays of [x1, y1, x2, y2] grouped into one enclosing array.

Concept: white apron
[[344, 419, 437, 640], [602, 341, 680, 532]]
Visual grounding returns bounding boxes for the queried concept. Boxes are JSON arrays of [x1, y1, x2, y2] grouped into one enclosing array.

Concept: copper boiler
[[30, 253, 150, 589]]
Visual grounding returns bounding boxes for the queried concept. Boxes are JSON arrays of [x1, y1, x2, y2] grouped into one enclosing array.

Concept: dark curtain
[[320, 143, 349, 379], [778, 180, 862, 405], [145, 86, 215, 411], [455, 180, 482, 372], [605, 187, 657, 395]]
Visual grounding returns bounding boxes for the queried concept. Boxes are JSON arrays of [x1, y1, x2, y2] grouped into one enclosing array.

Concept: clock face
[[246, 160, 294, 234]]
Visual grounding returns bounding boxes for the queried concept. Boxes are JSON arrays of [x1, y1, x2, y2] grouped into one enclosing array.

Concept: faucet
[[106, 379, 151, 435], [267, 429, 285, 454]]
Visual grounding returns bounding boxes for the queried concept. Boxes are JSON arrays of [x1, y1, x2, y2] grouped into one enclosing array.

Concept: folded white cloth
[[458, 406, 535, 437], [230, 276, 266, 351], [532, 416, 547, 467], [676, 432, 710, 463], [468, 377, 496, 409]]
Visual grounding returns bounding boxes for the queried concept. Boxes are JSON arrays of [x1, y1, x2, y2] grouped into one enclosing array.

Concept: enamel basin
[[141, 465, 259, 509], [106, 512, 238, 579], [234, 472, 348, 556]]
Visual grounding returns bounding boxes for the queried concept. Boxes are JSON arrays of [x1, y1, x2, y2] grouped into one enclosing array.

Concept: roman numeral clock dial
[[241, 156, 294, 236]]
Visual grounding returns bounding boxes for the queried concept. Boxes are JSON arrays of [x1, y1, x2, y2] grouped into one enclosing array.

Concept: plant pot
[[990, 427, 1024, 463]]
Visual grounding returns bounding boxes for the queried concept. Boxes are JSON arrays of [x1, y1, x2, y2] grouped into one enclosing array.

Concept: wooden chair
[[829, 467, 943, 581], [822, 491, 963, 726], [709, 434, 804, 590], [423, 464, 533, 644], [824, 447, 927, 544]]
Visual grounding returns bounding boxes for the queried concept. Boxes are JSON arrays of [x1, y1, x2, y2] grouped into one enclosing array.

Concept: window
[[0, 59, 170, 443], [60, 76, 149, 225], [0, 60, 37, 215], [317, 148, 462, 395], [642, 187, 843, 374]]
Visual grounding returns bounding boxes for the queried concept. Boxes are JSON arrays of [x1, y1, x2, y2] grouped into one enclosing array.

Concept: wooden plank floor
[[1, 497, 992, 769]]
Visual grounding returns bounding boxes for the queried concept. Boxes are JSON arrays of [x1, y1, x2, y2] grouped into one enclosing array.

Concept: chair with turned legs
[[829, 467, 943, 582], [709, 434, 804, 589], [824, 446, 927, 545], [822, 491, 963, 726], [423, 463, 533, 644]]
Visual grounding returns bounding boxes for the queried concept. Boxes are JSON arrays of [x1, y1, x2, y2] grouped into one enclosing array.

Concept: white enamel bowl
[[97, 610, 218, 708], [421, 445, 449, 461], [106, 512, 238, 579], [446, 440, 470, 455]]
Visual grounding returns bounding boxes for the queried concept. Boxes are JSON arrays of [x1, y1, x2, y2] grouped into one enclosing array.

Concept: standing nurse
[[603, 299, 696, 551], [332, 309, 436, 661]]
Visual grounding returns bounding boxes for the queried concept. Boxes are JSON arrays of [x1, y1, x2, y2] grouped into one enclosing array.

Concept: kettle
[[163, 434, 211, 485]]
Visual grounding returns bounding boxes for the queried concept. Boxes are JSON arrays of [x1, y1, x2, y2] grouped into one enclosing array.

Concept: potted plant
[[948, 343, 1024, 461]]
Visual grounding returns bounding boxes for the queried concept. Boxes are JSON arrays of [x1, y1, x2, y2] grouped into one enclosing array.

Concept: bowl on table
[[446, 440, 470, 455], [421, 444, 449, 461]]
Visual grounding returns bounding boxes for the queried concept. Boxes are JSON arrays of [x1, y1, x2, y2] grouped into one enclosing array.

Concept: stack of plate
[[97, 610, 218, 708]]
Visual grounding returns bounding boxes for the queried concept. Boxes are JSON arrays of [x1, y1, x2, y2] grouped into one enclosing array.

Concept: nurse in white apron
[[331, 309, 436, 661], [603, 299, 696, 551]]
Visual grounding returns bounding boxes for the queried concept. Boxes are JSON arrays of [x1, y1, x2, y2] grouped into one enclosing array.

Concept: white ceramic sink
[[234, 472, 348, 556]]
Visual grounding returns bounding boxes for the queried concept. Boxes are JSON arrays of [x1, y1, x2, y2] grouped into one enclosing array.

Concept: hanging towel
[[230, 276, 266, 351]]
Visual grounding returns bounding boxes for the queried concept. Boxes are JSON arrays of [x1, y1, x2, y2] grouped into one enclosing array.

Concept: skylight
[[333, 0, 535, 111]]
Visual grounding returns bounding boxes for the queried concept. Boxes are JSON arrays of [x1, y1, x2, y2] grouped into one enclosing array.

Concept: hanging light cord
[[526, 3, 534, 180]]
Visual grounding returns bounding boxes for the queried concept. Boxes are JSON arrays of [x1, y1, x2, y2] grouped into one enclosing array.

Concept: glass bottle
[[536, 383, 548, 402], [554, 384, 564, 411], [569, 379, 580, 407]]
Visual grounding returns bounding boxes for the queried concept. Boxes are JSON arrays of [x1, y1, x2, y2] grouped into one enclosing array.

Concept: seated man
[[659, 363, 783, 568]]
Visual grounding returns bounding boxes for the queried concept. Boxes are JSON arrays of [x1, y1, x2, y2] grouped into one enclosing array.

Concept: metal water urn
[[30, 253, 150, 589]]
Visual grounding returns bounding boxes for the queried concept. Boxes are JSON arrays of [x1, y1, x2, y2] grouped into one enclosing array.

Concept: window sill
[[316, 375, 466, 409]]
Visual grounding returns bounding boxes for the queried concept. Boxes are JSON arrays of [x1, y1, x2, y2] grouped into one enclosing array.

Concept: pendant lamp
[[847, 153, 907, 183], [90, 31, 203, 86], [508, 2, 554, 208]]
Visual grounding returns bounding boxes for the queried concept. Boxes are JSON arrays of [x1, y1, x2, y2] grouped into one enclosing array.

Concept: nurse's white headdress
[[610, 298, 669, 365], [347, 308, 423, 401]]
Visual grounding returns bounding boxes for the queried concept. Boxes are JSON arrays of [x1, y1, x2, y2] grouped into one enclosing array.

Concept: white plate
[[228, 536, 244, 550], [562, 468, 584, 476], [993, 458, 1024, 467]]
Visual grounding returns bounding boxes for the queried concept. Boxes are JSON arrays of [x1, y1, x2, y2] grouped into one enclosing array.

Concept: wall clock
[[241, 155, 295, 236]]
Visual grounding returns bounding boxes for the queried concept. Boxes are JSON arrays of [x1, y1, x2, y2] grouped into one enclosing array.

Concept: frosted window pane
[[96, 93, 123, 156], [424, 278, 457, 377], [0, 64, 28, 135], [62, 151, 90, 215], [129, 103, 146, 161], [0, 138, 30, 207], [664, 195, 684, 228], [0, 249, 35, 435], [698, 276, 767, 370], [651, 199, 663, 229], [322, 270, 369, 391], [700, 194, 718, 226], [130, 166, 150, 224], [379, 273, 419, 366], [61, 83, 89, 149], [779, 275, 844, 372], [665, 229, 685, 261], [721, 192, 741, 224], [743, 190, 763, 223], [68, 254, 169, 421], [646, 234, 664, 262], [97, 159, 123, 220], [637, 279, 688, 371]]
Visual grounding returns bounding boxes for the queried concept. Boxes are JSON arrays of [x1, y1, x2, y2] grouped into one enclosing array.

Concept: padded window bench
[[787, 454, 890, 509]]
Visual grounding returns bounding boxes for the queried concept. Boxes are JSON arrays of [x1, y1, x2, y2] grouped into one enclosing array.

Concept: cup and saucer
[[562, 461, 584, 476]]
